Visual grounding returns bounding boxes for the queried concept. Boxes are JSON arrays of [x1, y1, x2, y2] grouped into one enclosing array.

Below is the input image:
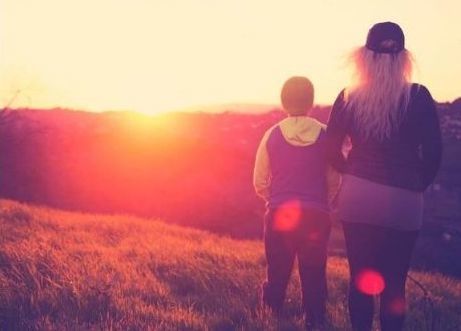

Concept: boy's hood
[[278, 116, 326, 146]]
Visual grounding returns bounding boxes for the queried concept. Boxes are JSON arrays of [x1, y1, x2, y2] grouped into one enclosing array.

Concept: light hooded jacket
[[253, 116, 340, 209]]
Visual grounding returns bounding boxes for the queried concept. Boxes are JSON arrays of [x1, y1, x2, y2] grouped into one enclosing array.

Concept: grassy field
[[0, 199, 460, 330]]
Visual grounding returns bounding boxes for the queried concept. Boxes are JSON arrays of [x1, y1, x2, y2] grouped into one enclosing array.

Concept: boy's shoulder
[[273, 116, 326, 147], [261, 122, 282, 140], [306, 116, 327, 131], [259, 116, 327, 148]]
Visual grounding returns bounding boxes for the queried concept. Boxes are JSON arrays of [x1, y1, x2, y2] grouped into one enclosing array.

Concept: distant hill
[[174, 103, 331, 122], [0, 104, 460, 276], [0, 106, 303, 238], [1, 200, 460, 330], [0, 104, 459, 233], [174, 103, 279, 114]]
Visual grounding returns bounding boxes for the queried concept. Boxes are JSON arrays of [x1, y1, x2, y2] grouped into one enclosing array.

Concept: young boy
[[253, 76, 339, 328]]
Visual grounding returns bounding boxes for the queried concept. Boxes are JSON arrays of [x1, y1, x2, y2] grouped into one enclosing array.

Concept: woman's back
[[327, 83, 442, 191]]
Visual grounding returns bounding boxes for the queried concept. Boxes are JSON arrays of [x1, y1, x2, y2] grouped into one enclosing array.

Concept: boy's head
[[280, 76, 314, 116]]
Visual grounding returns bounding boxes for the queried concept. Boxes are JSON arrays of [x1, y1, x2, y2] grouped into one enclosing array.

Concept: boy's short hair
[[281, 76, 314, 115]]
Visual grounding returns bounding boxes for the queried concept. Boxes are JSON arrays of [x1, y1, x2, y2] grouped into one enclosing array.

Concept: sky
[[1, 0, 460, 114]]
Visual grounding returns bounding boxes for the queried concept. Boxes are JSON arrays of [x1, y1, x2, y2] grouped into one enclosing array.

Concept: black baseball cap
[[366, 22, 405, 54]]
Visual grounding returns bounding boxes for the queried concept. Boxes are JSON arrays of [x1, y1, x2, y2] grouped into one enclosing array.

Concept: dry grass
[[0, 199, 460, 330]]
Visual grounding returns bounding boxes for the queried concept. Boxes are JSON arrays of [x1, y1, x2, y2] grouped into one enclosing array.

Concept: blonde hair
[[345, 46, 413, 140]]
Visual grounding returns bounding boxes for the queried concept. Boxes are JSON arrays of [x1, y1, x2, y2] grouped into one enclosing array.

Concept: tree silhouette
[[0, 89, 22, 125]]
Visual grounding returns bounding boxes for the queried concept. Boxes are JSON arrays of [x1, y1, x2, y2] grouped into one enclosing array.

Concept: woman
[[326, 22, 442, 331]]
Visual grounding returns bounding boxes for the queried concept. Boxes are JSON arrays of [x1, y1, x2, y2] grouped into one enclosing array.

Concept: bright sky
[[1, 0, 460, 113]]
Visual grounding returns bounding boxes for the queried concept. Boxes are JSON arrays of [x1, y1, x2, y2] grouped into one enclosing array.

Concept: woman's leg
[[378, 228, 419, 331], [262, 209, 296, 314], [343, 222, 384, 331]]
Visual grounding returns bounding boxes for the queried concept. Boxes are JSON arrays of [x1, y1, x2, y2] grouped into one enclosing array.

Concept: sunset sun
[[1, 0, 460, 113]]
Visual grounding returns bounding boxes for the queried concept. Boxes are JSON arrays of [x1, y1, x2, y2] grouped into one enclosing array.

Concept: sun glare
[[1, 0, 459, 113], [273, 200, 302, 232]]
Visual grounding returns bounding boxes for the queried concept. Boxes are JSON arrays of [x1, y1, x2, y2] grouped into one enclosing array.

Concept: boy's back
[[254, 116, 329, 210]]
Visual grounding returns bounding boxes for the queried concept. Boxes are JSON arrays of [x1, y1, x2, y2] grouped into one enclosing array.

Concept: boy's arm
[[327, 165, 341, 207], [253, 131, 271, 201]]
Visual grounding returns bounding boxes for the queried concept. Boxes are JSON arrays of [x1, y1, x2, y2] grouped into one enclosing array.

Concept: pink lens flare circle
[[355, 269, 385, 295]]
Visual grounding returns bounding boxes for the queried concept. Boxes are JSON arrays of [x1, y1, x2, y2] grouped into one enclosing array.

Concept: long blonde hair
[[345, 46, 413, 140]]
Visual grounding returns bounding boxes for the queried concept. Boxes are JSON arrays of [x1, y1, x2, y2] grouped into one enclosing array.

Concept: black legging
[[343, 222, 419, 331]]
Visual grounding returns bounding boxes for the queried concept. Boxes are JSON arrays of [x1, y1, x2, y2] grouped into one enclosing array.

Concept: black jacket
[[326, 84, 442, 192]]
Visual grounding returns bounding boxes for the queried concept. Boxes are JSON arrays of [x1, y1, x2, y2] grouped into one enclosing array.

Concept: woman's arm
[[326, 90, 349, 172], [327, 165, 342, 206], [418, 86, 443, 190]]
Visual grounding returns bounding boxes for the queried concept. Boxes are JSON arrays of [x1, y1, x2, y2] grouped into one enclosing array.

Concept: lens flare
[[273, 200, 301, 232], [307, 231, 320, 241], [389, 297, 406, 315], [355, 269, 385, 295]]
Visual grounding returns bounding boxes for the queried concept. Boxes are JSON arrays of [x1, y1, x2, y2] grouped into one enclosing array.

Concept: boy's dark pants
[[262, 206, 331, 323]]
